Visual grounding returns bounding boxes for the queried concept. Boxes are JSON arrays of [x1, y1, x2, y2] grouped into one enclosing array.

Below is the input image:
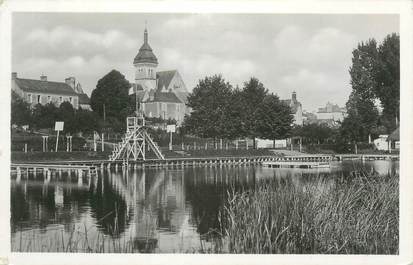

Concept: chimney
[[292, 91, 297, 102], [65, 77, 76, 89], [11, 72, 17, 80], [40, 75, 47, 81]]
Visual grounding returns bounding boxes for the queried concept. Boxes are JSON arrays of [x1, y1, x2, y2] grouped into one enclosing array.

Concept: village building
[[282, 92, 303, 126], [129, 27, 189, 125], [11, 72, 91, 110], [316, 102, 346, 122]]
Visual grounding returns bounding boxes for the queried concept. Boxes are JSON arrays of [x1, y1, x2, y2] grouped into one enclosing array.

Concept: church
[[129, 27, 189, 125]]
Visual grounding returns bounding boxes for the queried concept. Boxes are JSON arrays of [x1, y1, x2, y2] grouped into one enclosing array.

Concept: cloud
[[23, 26, 137, 60]]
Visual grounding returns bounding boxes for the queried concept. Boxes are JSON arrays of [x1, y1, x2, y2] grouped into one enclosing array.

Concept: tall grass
[[219, 170, 399, 254]]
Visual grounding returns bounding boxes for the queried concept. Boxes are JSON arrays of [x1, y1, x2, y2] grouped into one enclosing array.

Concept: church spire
[[144, 21, 148, 44]]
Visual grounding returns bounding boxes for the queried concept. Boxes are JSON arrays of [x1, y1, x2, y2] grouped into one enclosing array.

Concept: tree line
[[181, 75, 294, 148]]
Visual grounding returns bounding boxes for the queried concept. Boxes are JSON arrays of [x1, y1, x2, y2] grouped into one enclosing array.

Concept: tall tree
[[374, 33, 400, 131], [254, 94, 293, 142], [239, 77, 268, 148], [90, 70, 132, 130], [342, 39, 380, 143], [182, 75, 234, 139]]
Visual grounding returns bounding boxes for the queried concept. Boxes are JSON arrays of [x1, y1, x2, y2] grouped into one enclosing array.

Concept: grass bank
[[219, 170, 399, 254]]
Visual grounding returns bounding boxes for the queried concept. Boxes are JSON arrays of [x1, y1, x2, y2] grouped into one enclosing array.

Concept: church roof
[[14, 78, 78, 96], [133, 29, 158, 65], [149, 91, 182, 103], [156, 70, 177, 91], [78, 93, 90, 105]]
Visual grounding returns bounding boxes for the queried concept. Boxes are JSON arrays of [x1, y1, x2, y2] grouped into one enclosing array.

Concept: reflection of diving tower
[[109, 26, 164, 161]]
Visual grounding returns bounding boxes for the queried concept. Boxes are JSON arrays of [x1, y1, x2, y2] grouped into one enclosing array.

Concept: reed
[[219, 170, 399, 254]]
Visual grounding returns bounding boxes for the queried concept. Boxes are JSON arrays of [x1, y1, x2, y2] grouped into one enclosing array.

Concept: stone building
[[316, 102, 346, 122], [282, 92, 303, 126], [129, 27, 188, 125], [11, 73, 91, 110]]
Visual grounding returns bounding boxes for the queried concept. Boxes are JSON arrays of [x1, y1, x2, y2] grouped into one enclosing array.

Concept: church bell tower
[[133, 26, 158, 91]]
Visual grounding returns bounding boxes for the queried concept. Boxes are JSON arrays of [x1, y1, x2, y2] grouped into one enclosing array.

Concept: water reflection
[[10, 160, 398, 253]]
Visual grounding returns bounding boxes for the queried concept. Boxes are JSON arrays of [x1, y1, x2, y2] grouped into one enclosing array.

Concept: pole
[[94, 133, 97, 152], [169, 131, 172, 151], [103, 104, 106, 123], [55, 130, 60, 152], [102, 133, 104, 152]]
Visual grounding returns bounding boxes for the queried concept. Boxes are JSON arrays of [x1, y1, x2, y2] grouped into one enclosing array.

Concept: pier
[[263, 161, 330, 169]]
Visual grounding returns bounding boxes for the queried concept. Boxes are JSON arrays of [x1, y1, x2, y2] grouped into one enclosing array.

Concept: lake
[[10, 160, 399, 253]]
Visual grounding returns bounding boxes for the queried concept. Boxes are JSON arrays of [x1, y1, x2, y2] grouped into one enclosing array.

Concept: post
[[94, 134, 97, 152], [245, 138, 248, 150], [169, 131, 173, 151], [102, 133, 105, 152], [220, 138, 223, 150], [181, 142, 184, 150], [299, 138, 302, 153], [388, 141, 392, 154], [290, 138, 293, 151], [235, 140, 238, 150], [66, 136, 69, 152], [205, 142, 208, 150], [194, 142, 196, 150], [354, 143, 358, 154], [24, 143, 27, 153], [55, 130, 60, 152]]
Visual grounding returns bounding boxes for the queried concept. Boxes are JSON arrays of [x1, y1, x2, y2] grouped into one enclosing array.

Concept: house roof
[[149, 91, 182, 103], [78, 93, 90, 105], [388, 127, 399, 141], [14, 78, 78, 96], [156, 70, 177, 91]]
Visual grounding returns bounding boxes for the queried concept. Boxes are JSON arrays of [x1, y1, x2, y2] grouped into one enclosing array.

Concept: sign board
[[167, 124, 176, 133], [54, 121, 64, 131]]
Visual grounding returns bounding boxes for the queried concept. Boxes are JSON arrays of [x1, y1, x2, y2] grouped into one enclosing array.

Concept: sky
[[12, 13, 399, 112]]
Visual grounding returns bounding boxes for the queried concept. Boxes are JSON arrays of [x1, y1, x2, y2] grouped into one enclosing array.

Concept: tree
[[182, 75, 234, 140], [58, 101, 76, 133], [90, 70, 132, 130], [292, 123, 335, 145], [239, 78, 268, 147], [341, 39, 380, 144], [254, 94, 293, 142], [31, 103, 59, 130], [374, 33, 400, 131], [75, 109, 100, 134], [11, 91, 31, 126]]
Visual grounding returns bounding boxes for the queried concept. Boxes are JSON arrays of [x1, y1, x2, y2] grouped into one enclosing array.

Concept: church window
[[37, 95, 41, 104], [69, 97, 72, 103]]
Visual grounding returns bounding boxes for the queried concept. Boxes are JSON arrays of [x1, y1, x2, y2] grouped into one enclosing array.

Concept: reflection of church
[[129, 27, 189, 125]]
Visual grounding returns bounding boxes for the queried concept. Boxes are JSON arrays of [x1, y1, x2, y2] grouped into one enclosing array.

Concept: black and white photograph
[[0, 1, 412, 265]]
